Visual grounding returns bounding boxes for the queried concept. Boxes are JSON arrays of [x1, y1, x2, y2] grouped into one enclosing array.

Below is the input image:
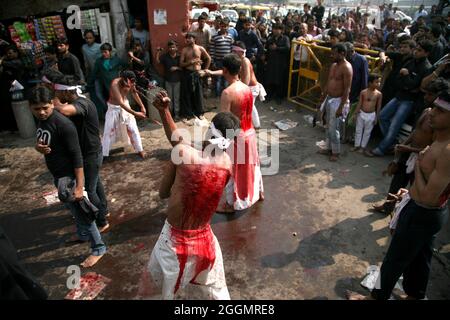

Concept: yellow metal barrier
[[288, 40, 381, 112]]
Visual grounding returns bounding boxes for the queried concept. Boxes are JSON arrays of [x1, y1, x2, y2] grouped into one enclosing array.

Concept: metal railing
[[287, 40, 381, 111]]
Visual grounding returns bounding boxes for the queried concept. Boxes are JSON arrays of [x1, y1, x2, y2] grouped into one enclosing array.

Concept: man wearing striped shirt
[[210, 17, 234, 97]]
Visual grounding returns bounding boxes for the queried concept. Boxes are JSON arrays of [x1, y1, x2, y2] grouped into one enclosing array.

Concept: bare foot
[[350, 146, 360, 152], [372, 203, 386, 213], [81, 254, 104, 268], [346, 290, 372, 300], [98, 223, 110, 233], [138, 151, 146, 159], [364, 149, 374, 157], [329, 154, 339, 162], [65, 235, 86, 245], [317, 149, 331, 155]]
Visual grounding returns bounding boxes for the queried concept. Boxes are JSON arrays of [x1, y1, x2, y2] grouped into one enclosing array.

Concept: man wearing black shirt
[[52, 79, 110, 232], [238, 18, 264, 63], [57, 38, 85, 84], [312, 0, 325, 28], [156, 40, 182, 119], [30, 86, 106, 268]]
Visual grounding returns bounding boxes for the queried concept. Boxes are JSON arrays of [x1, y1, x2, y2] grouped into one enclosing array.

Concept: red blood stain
[[131, 242, 146, 253], [172, 165, 230, 294]]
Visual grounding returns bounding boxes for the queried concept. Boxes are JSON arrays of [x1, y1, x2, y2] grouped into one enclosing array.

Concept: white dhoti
[[148, 220, 230, 300], [405, 152, 418, 174], [389, 192, 411, 230], [218, 128, 264, 211], [250, 83, 267, 129], [101, 101, 143, 156]]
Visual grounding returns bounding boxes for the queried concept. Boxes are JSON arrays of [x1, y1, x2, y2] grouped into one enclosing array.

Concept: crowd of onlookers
[[0, 2, 449, 136]]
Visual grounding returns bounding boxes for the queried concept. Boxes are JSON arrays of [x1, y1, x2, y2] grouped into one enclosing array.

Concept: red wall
[[147, 0, 190, 73]]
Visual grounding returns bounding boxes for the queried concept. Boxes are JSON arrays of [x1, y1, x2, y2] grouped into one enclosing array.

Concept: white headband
[[41, 76, 52, 84], [208, 122, 232, 150], [232, 46, 246, 56], [434, 97, 450, 111], [54, 84, 86, 98]]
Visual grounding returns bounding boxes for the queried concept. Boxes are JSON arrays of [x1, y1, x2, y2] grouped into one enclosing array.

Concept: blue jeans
[[84, 150, 108, 227], [56, 178, 107, 256], [376, 98, 414, 154], [214, 60, 228, 97]]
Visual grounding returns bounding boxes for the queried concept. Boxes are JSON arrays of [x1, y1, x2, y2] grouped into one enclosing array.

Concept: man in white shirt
[[414, 5, 428, 22], [131, 17, 150, 52]]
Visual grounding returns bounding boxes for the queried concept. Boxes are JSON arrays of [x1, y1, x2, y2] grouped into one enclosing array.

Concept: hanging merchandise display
[[80, 9, 100, 36]]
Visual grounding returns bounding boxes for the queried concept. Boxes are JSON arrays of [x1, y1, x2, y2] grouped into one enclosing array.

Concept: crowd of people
[[0, 2, 449, 302]]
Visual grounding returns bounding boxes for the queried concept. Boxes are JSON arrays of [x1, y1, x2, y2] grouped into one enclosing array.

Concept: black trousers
[[371, 199, 448, 300], [180, 70, 204, 118], [84, 150, 108, 227], [388, 152, 414, 194]]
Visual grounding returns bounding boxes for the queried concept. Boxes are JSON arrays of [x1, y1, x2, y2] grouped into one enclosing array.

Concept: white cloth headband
[[434, 97, 450, 111], [208, 122, 232, 150], [232, 46, 246, 55], [54, 84, 86, 98], [41, 76, 52, 84]]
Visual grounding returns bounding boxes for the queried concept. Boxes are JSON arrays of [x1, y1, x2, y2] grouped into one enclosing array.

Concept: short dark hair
[[100, 43, 113, 51], [234, 41, 246, 50], [44, 46, 57, 55], [83, 29, 95, 37], [438, 89, 450, 103], [167, 40, 177, 47], [223, 53, 242, 76], [272, 23, 284, 31], [400, 39, 416, 49], [29, 86, 55, 105], [368, 73, 381, 83], [328, 29, 340, 38], [430, 25, 442, 39], [211, 112, 240, 138], [332, 43, 347, 54], [56, 37, 69, 45], [244, 17, 252, 24], [6, 45, 19, 54], [42, 68, 65, 84], [120, 70, 136, 81], [417, 39, 433, 53], [424, 77, 450, 94], [198, 14, 207, 22], [344, 42, 354, 52], [186, 32, 196, 39]]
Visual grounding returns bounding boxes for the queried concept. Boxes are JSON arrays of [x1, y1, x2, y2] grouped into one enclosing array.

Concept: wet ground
[[0, 98, 449, 300]]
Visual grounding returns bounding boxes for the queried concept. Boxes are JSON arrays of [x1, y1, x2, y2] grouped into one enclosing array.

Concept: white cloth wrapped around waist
[[406, 152, 418, 174], [389, 192, 411, 230], [320, 96, 350, 120], [249, 83, 267, 102], [107, 100, 134, 125]]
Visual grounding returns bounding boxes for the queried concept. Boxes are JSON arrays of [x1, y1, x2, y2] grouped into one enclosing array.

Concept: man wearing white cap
[[348, 91, 450, 300]]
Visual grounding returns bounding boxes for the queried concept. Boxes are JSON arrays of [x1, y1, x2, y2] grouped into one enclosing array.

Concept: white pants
[[250, 83, 267, 129], [102, 102, 143, 156], [148, 220, 230, 300], [354, 111, 376, 148]]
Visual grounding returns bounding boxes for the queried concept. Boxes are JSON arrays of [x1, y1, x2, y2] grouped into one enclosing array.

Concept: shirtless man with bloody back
[[147, 91, 240, 299], [318, 43, 353, 161], [216, 53, 264, 212], [348, 91, 450, 300]]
